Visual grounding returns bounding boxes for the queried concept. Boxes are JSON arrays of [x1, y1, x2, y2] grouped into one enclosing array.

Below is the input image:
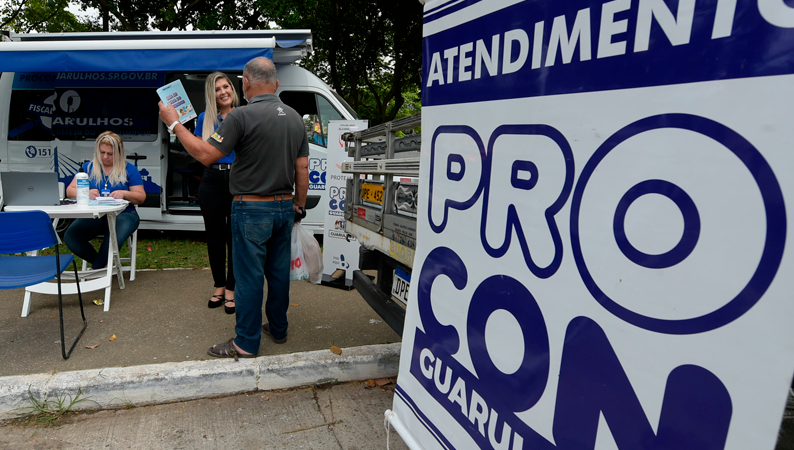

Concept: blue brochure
[[156, 79, 196, 124]]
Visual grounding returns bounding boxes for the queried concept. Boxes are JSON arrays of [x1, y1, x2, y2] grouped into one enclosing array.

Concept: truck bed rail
[[342, 113, 421, 335]]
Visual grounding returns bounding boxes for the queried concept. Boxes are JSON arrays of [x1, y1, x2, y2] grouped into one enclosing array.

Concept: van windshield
[[331, 90, 359, 119], [281, 90, 353, 148]]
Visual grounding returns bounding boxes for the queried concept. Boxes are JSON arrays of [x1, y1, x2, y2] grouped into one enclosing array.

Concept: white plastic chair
[[123, 230, 137, 281]]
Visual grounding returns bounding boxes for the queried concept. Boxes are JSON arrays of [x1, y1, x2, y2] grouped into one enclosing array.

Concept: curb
[[0, 342, 401, 419]]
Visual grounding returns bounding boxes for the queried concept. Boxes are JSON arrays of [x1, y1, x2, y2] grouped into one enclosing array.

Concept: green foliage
[[188, 0, 266, 31], [133, 234, 210, 270], [72, 0, 424, 125], [256, 0, 423, 125], [11, 386, 89, 426], [1, 0, 99, 32], [72, 0, 260, 31], [41, 232, 210, 270]]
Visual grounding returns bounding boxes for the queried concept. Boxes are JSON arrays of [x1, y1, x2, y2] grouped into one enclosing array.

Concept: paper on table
[[90, 197, 128, 205]]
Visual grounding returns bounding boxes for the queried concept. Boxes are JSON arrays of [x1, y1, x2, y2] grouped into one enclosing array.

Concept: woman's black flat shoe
[[224, 298, 235, 315], [208, 294, 223, 309]]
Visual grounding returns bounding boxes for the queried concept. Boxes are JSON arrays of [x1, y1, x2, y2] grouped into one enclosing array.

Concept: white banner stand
[[321, 120, 368, 289]]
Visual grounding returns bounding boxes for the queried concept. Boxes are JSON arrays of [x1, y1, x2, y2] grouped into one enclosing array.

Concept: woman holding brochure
[[194, 72, 240, 314], [65, 131, 145, 270]]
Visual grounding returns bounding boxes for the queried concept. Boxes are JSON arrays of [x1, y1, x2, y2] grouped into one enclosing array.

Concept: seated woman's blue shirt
[[83, 161, 143, 212], [195, 112, 235, 165]]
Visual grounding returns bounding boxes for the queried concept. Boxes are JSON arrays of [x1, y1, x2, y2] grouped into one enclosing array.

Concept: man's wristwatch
[[167, 120, 180, 133]]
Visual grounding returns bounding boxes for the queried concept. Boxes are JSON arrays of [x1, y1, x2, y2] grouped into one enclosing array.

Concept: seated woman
[[65, 131, 146, 270]]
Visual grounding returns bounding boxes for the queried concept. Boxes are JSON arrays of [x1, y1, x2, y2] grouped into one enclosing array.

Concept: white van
[[0, 30, 358, 234]]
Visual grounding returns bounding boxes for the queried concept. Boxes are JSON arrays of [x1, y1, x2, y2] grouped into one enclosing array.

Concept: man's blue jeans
[[231, 199, 294, 354], [63, 210, 140, 269]]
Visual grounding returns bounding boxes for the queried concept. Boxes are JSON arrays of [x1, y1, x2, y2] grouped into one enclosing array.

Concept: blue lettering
[[553, 317, 731, 450], [428, 125, 574, 279], [412, 247, 732, 450], [479, 125, 574, 279]]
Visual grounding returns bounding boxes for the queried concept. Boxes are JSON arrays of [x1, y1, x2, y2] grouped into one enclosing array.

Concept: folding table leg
[[59, 258, 87, 360]]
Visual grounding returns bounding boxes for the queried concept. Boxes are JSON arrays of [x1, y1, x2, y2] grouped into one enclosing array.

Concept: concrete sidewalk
[[0, 381, 409, 449], [0, 268, 403, 420]]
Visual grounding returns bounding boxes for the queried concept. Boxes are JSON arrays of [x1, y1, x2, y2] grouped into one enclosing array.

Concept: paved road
[[0, 381, 409, 449]]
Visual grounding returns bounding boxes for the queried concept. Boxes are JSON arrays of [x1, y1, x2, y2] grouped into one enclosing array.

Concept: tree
[[183, 0, 423, 124], [255, 0, 423, 125], [2, 0, 99, 33], [74, 0, 203, 31]]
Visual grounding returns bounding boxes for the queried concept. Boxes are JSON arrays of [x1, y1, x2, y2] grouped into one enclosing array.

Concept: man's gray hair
[[244, 56, 277, 86]]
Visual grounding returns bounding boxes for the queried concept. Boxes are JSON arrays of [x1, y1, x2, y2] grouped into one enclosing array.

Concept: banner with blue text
[[392, 0, 794, 449]]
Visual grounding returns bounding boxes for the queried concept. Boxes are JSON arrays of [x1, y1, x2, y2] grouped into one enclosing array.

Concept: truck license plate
[[361, 182, 384, 204], [391, 267, 411, 304]]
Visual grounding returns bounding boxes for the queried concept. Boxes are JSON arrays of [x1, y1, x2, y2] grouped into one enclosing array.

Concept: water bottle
[[75, 166, 89, 206]]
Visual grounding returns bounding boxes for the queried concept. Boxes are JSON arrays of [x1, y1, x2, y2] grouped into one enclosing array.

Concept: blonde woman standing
[[65, 131, 146, 269], [195, 72, 239, 314]]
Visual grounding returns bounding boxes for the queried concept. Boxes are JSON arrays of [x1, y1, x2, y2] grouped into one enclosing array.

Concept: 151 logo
[[25, 146, 52, 158]]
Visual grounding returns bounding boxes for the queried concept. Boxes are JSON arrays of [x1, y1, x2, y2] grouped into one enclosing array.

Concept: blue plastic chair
[[0, 210, 87, 359]]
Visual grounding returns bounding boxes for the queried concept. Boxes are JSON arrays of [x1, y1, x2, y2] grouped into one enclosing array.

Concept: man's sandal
[[207, 338, 257, 361], [208, 294, 224, 309]]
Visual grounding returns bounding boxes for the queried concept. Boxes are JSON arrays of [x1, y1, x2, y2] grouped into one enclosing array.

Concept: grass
[[40, 230, 210, 270], [9, 387, 90, 427], [131, 231, 210, 270], [24, 228, 322, 271]]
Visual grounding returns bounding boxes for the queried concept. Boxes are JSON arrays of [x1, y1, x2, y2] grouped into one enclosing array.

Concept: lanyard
[[101, 169, 110, 194]]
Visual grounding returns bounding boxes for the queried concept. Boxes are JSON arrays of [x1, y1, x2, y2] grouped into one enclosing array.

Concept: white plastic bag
[[295, 222, 323, 284], [290, 223, 309, 281]]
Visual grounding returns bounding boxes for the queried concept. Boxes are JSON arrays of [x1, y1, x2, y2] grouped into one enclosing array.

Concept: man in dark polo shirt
[[158, 56, 309, 360]]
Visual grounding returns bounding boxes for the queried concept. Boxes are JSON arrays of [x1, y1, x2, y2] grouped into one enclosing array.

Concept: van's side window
[[8, 88, 160, 142], [279, 91, 344, 148]]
